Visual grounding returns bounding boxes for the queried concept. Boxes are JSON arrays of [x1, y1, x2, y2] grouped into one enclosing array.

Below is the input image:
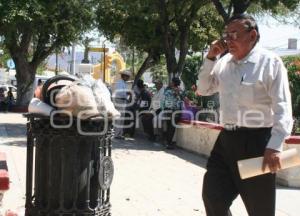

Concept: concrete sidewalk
[[0, 113, 299, 215]]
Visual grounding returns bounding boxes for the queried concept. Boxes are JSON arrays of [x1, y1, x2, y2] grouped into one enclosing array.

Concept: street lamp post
[[102, 39, 108, 83]]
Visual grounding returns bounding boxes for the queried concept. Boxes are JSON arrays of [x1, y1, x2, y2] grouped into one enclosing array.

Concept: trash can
[[24, 113, 114, 216]]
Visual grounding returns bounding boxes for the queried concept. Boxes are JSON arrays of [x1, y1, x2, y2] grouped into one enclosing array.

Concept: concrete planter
[[177, 120, 300, 188], [277, 137, 300, 188]]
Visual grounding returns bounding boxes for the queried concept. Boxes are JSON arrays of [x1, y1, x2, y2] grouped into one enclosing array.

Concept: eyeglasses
[[222, 27, 253, 41], [222, 31, 238, 41]]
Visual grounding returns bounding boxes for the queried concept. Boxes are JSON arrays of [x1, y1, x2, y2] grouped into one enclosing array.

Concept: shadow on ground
[[2, 123, 27, 137], [112, 131, 207, 168]]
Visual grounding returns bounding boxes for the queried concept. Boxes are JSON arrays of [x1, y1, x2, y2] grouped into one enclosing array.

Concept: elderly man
[[113, 69, 132, 139], [197, 14, 293, 216], [141, 79, 165, 141]]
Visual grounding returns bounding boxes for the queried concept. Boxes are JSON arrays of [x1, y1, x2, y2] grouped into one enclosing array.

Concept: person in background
[[135, 80, 153, 139], [163, 77, 186, 149], [6, 87, 15, 111], [123, 79, 142, 138], [34, 79, 43, 99], [0, 88, 6, 111], [113, 69, 132, 139], [142, 79, 165, 141], [197, 14, 293, 216], [150, 80, 165, 114]]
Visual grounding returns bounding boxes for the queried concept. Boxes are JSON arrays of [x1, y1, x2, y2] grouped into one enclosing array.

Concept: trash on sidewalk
[[28, 98, 54, 116]]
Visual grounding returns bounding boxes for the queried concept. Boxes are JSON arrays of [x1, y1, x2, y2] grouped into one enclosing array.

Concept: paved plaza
[[0, 113, 299, 215]]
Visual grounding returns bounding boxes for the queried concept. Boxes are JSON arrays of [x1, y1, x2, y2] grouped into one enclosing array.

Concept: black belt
[[223, 124, 271, 132]]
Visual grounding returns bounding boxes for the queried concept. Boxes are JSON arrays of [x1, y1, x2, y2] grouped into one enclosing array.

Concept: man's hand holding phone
[[206, 39, 228, 61]]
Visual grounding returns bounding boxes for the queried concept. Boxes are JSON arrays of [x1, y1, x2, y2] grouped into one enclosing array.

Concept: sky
[[48, 15, 300, 72], [83, 16, 300, 51], [258, 16, 300, 49]]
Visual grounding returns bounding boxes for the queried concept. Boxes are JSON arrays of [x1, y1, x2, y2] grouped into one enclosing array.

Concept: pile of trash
[[28, 74, 120, 119]]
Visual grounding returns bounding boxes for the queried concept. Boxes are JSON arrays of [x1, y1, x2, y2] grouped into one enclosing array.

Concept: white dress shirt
[[114, 79, 128, 99], [150, 87, 165, 111], [197, 46, 293, 151]]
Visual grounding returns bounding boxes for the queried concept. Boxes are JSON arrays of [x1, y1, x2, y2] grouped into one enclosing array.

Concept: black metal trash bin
[[24, 113, 114, 216]]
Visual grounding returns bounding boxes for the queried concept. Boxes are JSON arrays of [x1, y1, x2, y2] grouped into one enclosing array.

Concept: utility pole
[[103, 43, 106, 82], [132, 47, 135, 77], [70, 44, 76, 75], [55, 49, 58, 75]]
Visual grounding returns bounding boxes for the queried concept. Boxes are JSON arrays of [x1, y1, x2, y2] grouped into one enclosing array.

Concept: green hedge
[[282, 56, 300, 117]]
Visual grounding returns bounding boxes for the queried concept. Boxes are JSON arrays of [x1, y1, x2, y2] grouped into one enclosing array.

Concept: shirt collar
[[228, 44, 260, 64]]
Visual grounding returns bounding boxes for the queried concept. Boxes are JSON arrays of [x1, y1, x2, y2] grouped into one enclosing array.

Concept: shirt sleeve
[[266, 57, 293, 151], [197, 58, 219, 96], [115, 80, 127, 99]]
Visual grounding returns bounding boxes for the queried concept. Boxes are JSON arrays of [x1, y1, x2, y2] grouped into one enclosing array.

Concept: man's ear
[[250, 30, 257, 42]]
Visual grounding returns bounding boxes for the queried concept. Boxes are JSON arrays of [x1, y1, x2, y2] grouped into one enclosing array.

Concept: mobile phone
[[220, 38, 228, 52]]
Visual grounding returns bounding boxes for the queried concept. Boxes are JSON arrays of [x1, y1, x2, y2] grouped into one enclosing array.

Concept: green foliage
[[96, 0, 162, 54], [96, 0, 223, 78], [0, 49, 11, 68], [0, 0, 95, 105], [282, 55, 300, 116], [0, 0, 95, 50], [149, 57, 168, 83], [181, 55, 203, 90]]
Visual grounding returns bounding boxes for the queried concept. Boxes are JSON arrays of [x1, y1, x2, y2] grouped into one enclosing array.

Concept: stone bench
[[176, 120, 300, 188]]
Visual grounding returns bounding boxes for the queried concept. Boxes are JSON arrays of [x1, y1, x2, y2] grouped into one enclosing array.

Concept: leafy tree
[[96, 0, 222, 85], [96, 0, 163, 86], [0, 0, 95, 106], [157, 1, 222, 79], [211, 0, 300, 21], [149, 57, 168, 84], [181, 55, 203, 90]]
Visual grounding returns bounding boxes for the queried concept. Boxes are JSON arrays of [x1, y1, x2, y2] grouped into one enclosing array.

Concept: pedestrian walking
[[197, 14, 293, 216]]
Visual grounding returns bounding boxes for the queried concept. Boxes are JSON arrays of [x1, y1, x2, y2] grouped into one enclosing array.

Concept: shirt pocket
[[238, 81, 255, 107]]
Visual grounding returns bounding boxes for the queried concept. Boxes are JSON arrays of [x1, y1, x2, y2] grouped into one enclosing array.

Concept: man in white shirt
[[142, 80, 165, 141], [150, 80, 165, 112], [113, 69, 132, 139], [197, 14, 293, 216]]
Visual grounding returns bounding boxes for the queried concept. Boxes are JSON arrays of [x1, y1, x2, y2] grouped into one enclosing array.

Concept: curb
[[0, 152, 9, 191]]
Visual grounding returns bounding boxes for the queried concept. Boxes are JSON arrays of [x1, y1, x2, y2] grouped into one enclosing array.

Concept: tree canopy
[[96, 0, 300, 84], [0, 0, 95, 105], [96, 0, 222, 83]]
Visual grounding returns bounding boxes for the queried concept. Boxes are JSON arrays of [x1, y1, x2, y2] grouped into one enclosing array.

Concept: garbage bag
[[55, 81, 99, 119]]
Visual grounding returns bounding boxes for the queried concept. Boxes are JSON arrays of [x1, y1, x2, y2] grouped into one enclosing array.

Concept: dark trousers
[[165, 111, 181, 145], [202, 127, 275, 216], [141, 109, 162, 139], [123, 105, 137, 137], [141, 113, 155, 138]]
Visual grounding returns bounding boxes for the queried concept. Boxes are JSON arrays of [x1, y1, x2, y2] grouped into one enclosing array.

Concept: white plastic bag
[[82, 75, 120, 118], [55, 81, 99, 119], [28, 98, 55, 116]]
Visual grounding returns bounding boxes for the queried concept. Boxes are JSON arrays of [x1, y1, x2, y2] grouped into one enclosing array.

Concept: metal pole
[[55, 50, 58, 75], [70, 44, 76, 75], [132, 47, 135, 76], [103, 44, 106, 82]]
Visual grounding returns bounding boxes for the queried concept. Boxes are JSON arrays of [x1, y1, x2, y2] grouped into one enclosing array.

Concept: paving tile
[[0, 113, 299, 216]]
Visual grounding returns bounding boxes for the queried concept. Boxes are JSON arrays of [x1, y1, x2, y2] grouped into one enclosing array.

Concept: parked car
[[0, 84, 17, 98]]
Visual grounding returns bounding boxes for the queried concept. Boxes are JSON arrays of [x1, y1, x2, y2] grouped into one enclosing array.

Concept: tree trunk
[[13, 57, 36, 106], [82, 47, 90, 63], [132, 53, 158, 88]]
